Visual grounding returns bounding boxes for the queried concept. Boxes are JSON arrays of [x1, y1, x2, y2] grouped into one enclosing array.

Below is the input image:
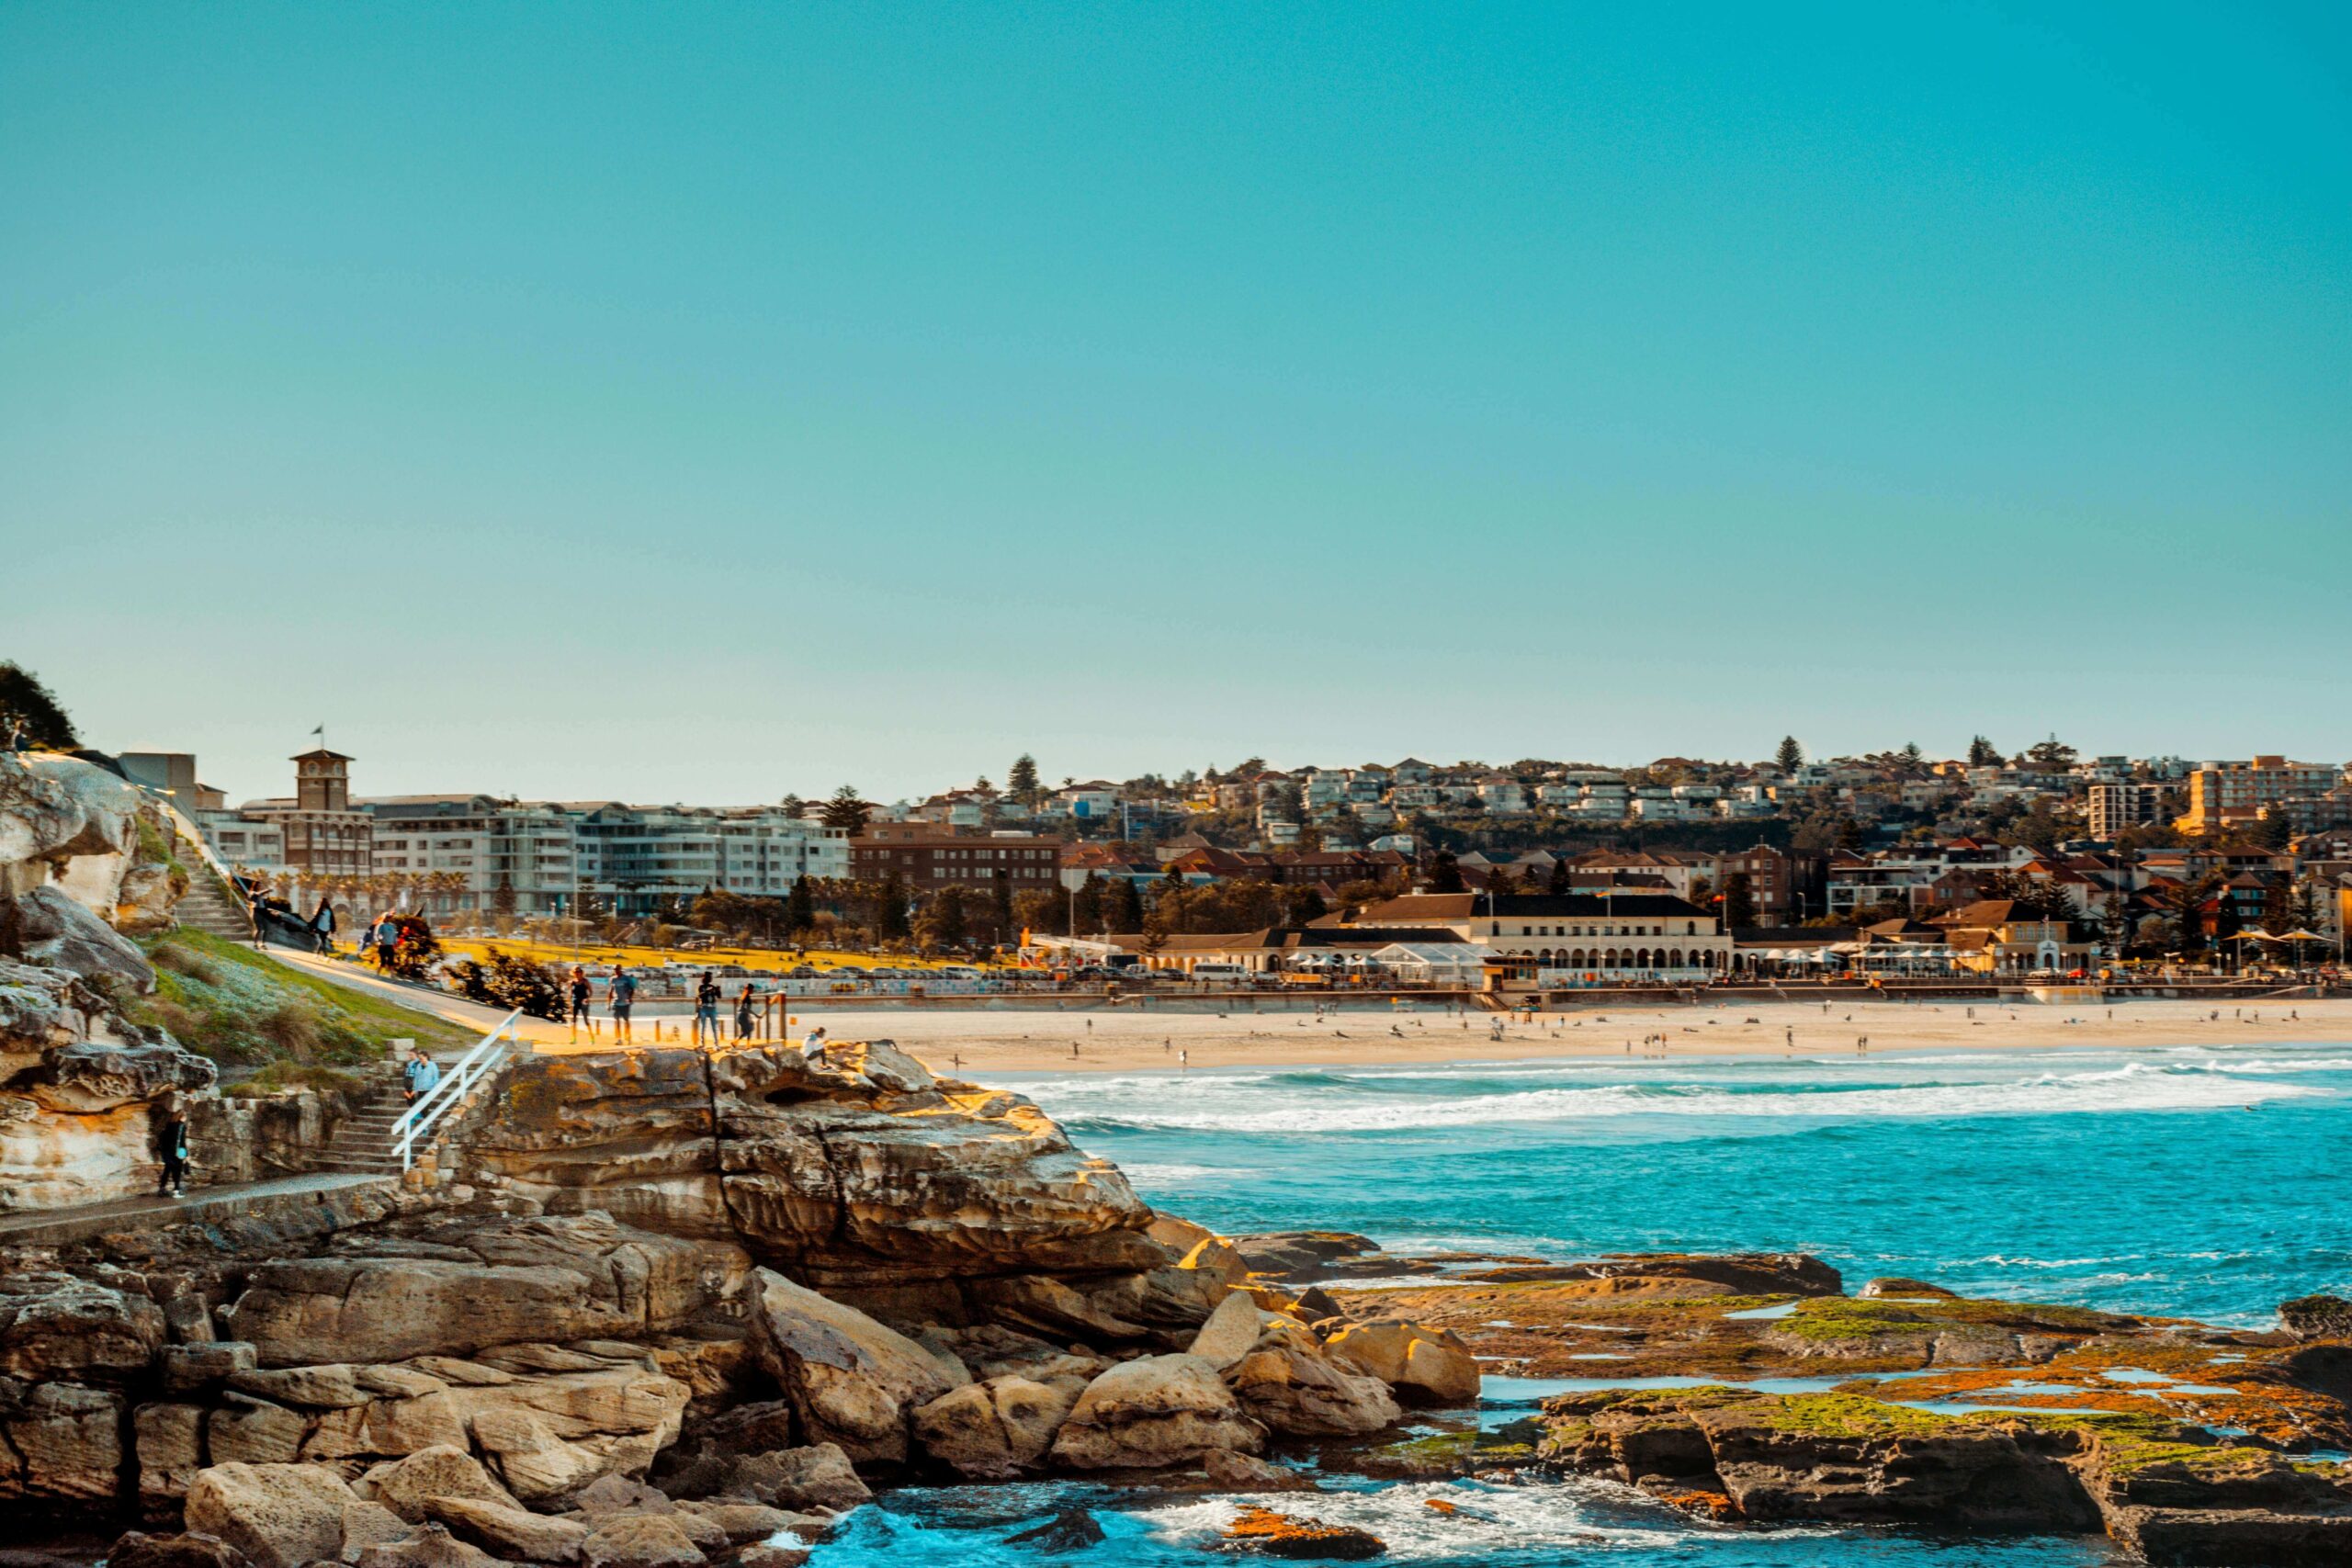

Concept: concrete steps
[[315, 1082, 415, 1175], [172, 849, 255, 941]]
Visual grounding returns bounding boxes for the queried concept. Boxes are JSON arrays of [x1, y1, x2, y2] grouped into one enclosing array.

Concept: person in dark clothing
[[693, 970, 721, 1045], [310, 897, 336, 954], [156, 1100, 190, 1196], [733, 983, 759, 1041], [567, 965, 595, 1041]]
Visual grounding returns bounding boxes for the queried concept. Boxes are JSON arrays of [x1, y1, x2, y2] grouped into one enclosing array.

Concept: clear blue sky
[[5, 3, 2346, 805]]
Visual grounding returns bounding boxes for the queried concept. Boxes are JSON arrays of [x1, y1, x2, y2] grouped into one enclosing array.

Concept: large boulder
[[1047, 1354, 1264, 1470], [0, 1270, 169, 1382], [0, 752, 141, 876], [1321, 1320, 1480, 1407], [424, 1495, 590, 1563], [2281, 1295, 2352, 1342], [182, 1462, 409, 1568], [13, 885, 156, 993], [1221, 1320, 1399, 1438], [355, 1444, 521, 1522], [222, 1214, 748, 1365], [656, 1442, 869, 1512], [470, 1047, 1165, 1289], [0, 1376, 126, 1502], [911, 1375, 1080, 1478], [748, 1269, 966, 1463], [103, 1532, 256, 1568]]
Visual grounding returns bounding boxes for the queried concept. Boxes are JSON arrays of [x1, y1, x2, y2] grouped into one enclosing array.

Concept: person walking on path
[[309, 897, 336, 955], [155, 1099, 190, 1197], [373, 916, 398, 973], [693, 970, 722, 1045], [567, 966, 595, 1041], [733, 983, 759, 1041], [401, 1043, 441, 1107], [609, 965, 639, 1044]]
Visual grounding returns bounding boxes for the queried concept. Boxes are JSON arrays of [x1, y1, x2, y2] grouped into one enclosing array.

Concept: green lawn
[[135, 928, 475, 1081]]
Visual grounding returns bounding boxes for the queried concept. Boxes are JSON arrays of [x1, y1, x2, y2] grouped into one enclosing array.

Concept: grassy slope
[[134, 929, 473, 1084]]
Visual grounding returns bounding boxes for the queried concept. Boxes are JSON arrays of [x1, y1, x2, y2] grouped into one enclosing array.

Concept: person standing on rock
[[733, 982, 759, 1041], [609, 965, 639, 1043], [155, 1098, 190, 1197]]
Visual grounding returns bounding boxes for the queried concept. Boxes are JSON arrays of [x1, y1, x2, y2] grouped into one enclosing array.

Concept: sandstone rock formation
[[1048, 1353, 1264, 1470], [1, 750, 213, 1211], [471, 1044, 1163, 1289], [747, 1268, 966, 1463]]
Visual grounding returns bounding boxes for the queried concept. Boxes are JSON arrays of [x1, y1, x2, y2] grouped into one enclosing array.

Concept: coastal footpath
[[2, 749, 2347, 1566]]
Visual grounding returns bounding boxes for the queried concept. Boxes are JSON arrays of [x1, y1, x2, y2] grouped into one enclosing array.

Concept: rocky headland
[[4, 747, 2348, 1566]]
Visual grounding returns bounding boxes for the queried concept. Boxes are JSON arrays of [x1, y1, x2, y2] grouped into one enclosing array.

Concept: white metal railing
[[390, 1010, 520, 1170]]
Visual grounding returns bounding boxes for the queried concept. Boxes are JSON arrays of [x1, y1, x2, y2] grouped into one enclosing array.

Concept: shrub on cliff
[[451, 947, 566, 1021]]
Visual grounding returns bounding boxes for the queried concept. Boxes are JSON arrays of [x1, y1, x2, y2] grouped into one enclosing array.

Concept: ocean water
[[807, 1041, 2349, 1567]]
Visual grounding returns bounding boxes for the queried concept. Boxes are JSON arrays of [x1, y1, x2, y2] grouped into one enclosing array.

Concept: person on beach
[[155, 1098, 190, 1197], [609, 965, 638, 1043], [567, 966, 594, 1040], [693, 970, 721, 1045], [401, 1043, 440, 1106]]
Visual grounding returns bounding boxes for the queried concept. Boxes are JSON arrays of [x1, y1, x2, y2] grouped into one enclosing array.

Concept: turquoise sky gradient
[[5, 3, 2347, 804]]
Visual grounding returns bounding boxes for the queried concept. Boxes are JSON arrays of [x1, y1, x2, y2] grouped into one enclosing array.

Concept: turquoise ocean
[[810, 1041, 2352, 1566]]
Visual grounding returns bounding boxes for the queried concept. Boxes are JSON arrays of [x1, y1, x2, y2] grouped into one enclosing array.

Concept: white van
[[1188, 963, 1250, 985]]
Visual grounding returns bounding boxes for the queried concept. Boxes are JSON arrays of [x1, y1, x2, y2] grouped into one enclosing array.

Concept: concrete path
[[266, 943, 729, 1053], [0, 1171, 394, 1247]]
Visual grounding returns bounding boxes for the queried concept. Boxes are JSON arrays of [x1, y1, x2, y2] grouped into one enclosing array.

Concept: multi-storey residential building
[[2088, 782, 2165, 840], [1716, 843, 1815, 922], [2177, 757, 2344, 836], [850, 825, 1061, 894]]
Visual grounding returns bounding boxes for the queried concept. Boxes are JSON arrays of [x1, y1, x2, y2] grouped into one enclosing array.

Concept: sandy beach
[[260, 947, 2349, 1074], [532, 992, 2352, 1074]]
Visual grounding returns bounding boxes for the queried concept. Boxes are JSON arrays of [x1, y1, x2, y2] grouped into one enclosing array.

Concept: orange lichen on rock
[[1218, 1504, 1387, 1559]]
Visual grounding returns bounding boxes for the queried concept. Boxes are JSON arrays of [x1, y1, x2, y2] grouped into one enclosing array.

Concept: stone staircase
[[314, 1077, 413, 1176], [171, 843, 254, 941]]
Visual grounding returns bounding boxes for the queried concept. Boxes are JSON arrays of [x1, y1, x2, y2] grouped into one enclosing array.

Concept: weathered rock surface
[[104, 1530, 258, 1568], [14, 884, 156, 993], [1539, 1386, 2352, 1563], [223, 1213, 748, 1365], [911, 1374, 1080, 1478], [182, 1461, 396, 1568], [471, 1046, 1163, 1289], [424, 1494, 590, 1562], [1469, 1252, 1843, 1296], [2280, 1295, 2352, 1343], [1048, 1353, 1263, 1470], [1321, 1320, 1479, 1407], [748, 1268, 965, 1463], [1223, 1319, 1400, 1438]]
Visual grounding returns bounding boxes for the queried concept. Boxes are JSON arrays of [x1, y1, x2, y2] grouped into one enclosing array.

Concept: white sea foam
[[1056, 1060, 2324, 1134], [1137, 1477, 1759, 1558]]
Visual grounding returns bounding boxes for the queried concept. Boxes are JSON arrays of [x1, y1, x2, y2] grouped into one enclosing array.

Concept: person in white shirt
[[800, 1026, 828, 1067]]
